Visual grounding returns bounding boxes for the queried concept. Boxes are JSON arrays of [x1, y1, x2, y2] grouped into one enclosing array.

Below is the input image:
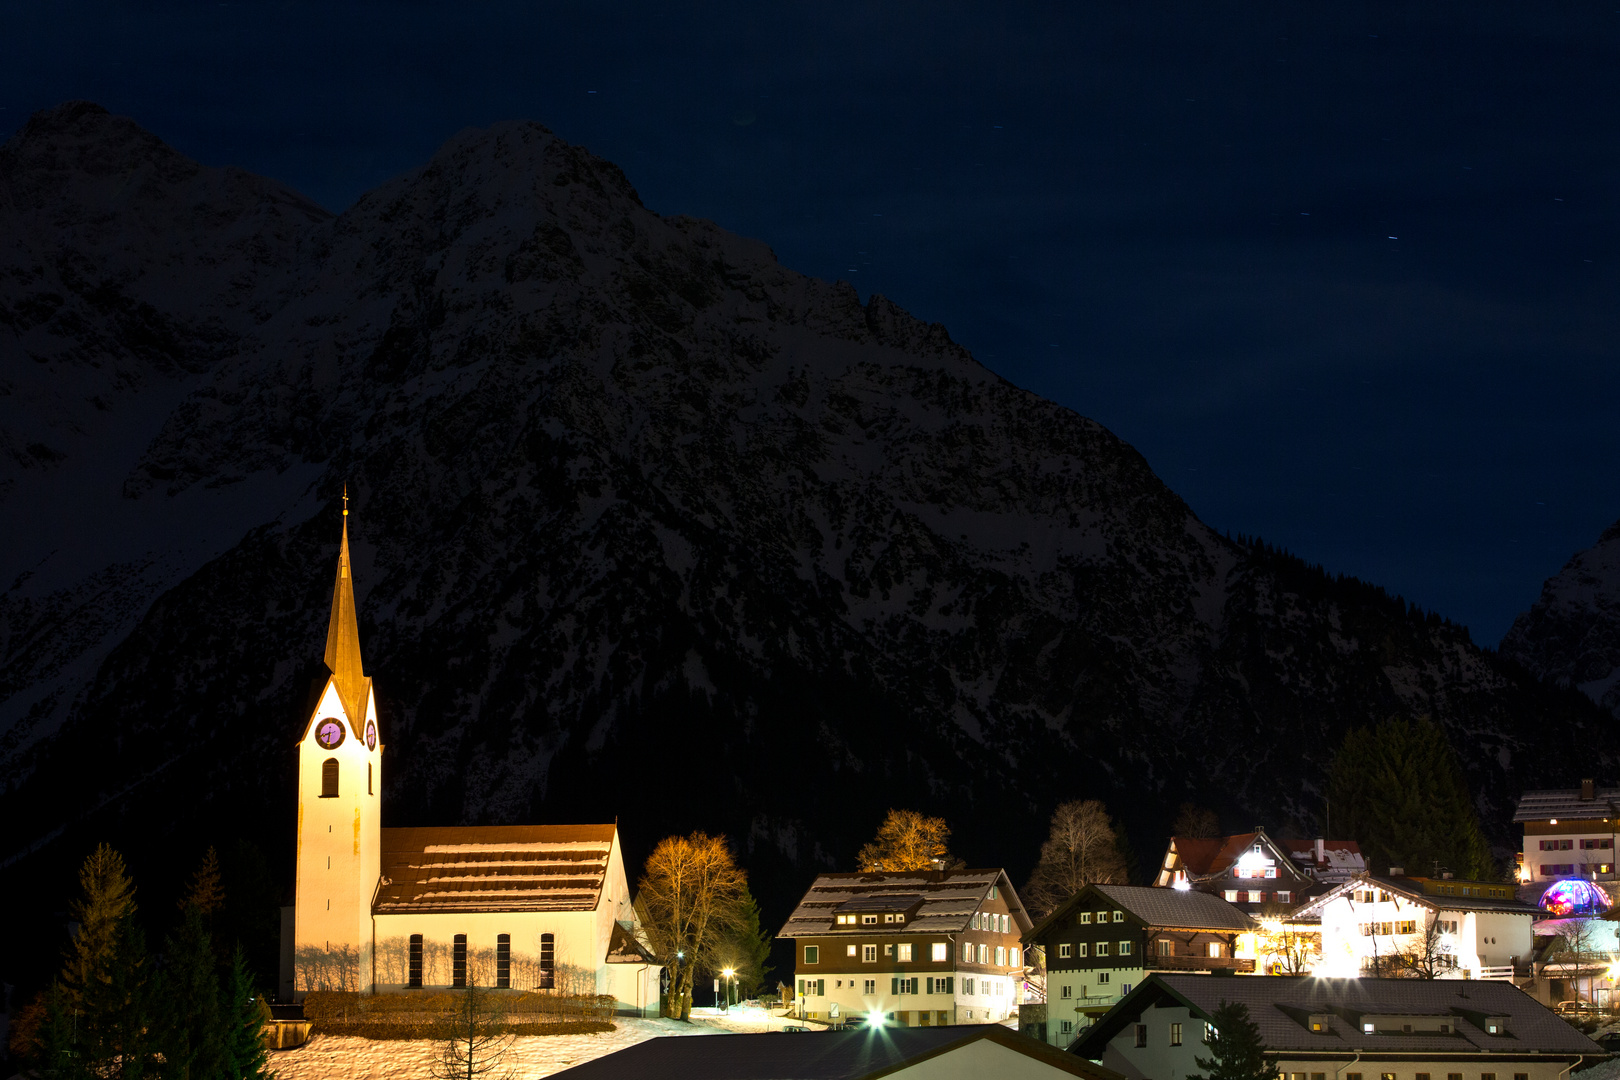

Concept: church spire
[[323, 487, 368, 727]]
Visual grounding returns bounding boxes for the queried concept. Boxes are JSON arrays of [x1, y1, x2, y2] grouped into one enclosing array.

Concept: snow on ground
[[268, 1007, 804, 1079]]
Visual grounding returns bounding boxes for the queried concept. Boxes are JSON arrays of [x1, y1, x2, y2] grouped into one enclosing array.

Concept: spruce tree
[[155, 904, 225, 1080], [60, 846, 152, 1079], [1328, 716, 1494, 879], [1191, 1001, 1276, 1080], [220, 946, 273, 1080]]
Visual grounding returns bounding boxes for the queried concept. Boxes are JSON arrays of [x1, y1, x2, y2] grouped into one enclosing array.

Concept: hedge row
[[304, 991, 616, 1023], [310, 1019, 616, 1041]]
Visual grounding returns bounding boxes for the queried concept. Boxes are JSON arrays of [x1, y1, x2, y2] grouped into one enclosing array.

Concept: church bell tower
[[293, 492, 382, 994]]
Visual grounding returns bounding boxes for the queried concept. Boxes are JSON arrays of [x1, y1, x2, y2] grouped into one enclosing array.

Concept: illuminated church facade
[[280, 503, 660, 1012]]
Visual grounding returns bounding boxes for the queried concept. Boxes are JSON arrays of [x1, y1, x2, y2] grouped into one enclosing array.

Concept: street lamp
[[722, 967, 736, 1011]]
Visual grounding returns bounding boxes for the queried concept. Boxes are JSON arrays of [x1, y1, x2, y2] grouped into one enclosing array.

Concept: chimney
[[1389, 866, 1405, 877], [1315, 838, 1326, 864], [1582, 778, 1596, 801]]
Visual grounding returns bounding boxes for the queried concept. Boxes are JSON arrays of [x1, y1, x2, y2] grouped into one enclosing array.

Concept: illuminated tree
[[856, 809, 955, 872], [1023, 800, 1128, 917], [637, 832, 751, 1020]]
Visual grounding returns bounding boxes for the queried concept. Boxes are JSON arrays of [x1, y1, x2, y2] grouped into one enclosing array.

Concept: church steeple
[[323, 488, 368, 729]]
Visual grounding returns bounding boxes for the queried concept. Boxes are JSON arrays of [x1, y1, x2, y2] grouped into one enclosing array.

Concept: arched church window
[[368, 762, 373, 795], [497, 934, 511, 989], [539, 933, 555, 990], [321, 758, 339, 798], [409, 935, 423, 988]]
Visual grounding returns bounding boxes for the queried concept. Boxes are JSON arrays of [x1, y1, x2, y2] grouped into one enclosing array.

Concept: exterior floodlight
[[1172, 875, 1191, 891], [723, 968, 735, 977]]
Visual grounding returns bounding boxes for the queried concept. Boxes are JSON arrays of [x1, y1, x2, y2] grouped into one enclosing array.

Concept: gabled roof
[[1513, 787, 1620, 823], [1291, 874, 1539, 919], [550, 1024, 1124, 1079], [1158, 829, 1363, 885], [1070, 974, 1604, 1059], [374, 824, 616, 914], [605, 921, 657, 965], [1027, 883, 1253, 942], [777, 869, 1028, 939]]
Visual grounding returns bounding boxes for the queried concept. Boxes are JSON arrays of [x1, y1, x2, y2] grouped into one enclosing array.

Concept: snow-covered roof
[[1513, 787, 1620, 823], [776, 869, 1029, 938], [375, 824, 615, 914]]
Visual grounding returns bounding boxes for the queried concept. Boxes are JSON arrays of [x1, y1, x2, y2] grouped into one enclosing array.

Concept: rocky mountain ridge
[[1502, 519, 1620, 720], [0, 104, 1610, 940]]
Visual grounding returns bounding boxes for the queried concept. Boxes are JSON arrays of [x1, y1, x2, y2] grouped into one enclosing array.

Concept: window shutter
[[892, 977, 899, 994]]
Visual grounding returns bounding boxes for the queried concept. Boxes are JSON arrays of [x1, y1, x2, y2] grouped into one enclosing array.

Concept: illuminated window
[[931, 942, 948, 961], [1172, 1024, 1183, 1046], [847, 944, 857, 957], [496, 934, 511, 989], [865, 944, 877, 962], [453, 934, 467, 988], [1060, 943, 1073, 959], [898, 943, 913, 962], [321, 758, 339, 798], [408, 935, 423, 988]]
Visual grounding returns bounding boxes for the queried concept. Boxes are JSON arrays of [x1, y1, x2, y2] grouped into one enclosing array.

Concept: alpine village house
[[1022, 883, 1257, 1049], [281, 504, 661, 1012], [778, 869, 1033, 1027]]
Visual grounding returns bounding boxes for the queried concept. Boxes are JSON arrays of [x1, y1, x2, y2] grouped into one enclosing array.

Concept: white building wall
[[1313, 889, 1532, 978], [293, 681, 381, 994]]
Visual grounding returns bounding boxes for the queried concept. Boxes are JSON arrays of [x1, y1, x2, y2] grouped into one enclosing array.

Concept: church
[[278, 502, 661, 1014]]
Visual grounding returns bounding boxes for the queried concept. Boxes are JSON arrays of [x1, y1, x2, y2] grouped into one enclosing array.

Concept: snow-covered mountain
[[1501, 520, 1620, 720], [0, 103, 1610, 919]]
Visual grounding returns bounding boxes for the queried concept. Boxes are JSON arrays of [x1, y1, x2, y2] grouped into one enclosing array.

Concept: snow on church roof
[[375, 824, 617, 915]]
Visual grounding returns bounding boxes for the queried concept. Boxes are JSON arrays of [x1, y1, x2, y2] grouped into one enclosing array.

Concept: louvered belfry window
[[321, 758, 339, 798], [539, 933, 555, 989]]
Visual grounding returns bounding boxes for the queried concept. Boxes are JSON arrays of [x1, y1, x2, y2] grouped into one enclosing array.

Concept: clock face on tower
[[365, 720, 377, 751], [315, 718, 346, 750]]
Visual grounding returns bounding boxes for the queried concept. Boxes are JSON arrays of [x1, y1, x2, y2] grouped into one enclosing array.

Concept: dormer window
[[895, 914, 905, 924], [862, 915, 878, 925]]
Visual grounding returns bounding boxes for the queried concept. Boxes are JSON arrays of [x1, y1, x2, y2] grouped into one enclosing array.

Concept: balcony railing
[[1145, 955, 1256, 973]]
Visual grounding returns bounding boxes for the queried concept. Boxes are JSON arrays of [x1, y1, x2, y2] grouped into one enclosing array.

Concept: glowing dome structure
[[1539, 878, 1613, 917]]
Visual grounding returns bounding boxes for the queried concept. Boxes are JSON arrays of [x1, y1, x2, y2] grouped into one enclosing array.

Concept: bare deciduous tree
[[1173, 804, 1221, 839], [637, 832, 751, 1020], [430, 981, 515, 1080], [1023, 800, 1127, 917], [855, 810, 956, 872]]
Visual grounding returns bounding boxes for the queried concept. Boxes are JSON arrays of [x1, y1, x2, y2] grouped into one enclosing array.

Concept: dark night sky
[[4, 1, 1618, 645]]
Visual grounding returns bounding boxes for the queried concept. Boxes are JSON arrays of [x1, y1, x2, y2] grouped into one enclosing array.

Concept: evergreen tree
[[711, 886, 773, 1000], [430, 983, 515, 1080], [219, 946, 273, 1080], [59, 846, 153, 1079], [1327, 716, 1494, 879], [180, 847, 226, 919], [34, 982, 89, 1080], [154, 905, 225, 1080], [1191, 1001, 1276, 1080]]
